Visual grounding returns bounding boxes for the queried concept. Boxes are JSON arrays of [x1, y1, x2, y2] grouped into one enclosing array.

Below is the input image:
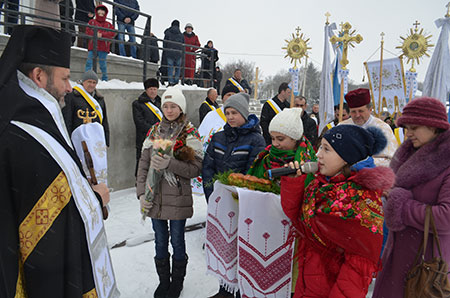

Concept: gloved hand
[[151, 154, 171, 170], [140, 195, 153, 214]]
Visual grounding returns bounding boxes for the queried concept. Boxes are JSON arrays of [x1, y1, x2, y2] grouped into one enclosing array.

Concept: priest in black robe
[[0, 25, 119, 298]]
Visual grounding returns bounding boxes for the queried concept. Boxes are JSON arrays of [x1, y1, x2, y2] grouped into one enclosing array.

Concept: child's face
[[97, 9, 106, 17], [270, 132, 297, 151], [316, 139, 346, 177], [162, 102, 182, 121], [225, 108, 246, 128]]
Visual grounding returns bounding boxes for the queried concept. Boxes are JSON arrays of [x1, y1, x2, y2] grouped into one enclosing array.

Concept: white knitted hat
[[269, 108, 304, 140], [161, 87, 186, 114]]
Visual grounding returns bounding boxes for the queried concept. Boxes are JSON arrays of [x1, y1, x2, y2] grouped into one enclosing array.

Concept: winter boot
[[166, 255, 188, 298], [154, 257, 171, 298]]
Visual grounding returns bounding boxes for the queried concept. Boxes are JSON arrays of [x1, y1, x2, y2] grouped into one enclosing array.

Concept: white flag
[[319, 23, 336, 134], [422, 17, 450, 106]]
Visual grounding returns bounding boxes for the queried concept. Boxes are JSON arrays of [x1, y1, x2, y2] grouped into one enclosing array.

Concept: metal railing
[[0, 0, 216, 85]]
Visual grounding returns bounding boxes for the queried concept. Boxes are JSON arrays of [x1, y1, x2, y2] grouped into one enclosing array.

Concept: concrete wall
[[102, 88, 207, 191]]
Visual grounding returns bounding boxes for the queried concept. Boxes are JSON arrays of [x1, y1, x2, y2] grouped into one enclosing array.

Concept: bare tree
[[259, 70, 291, 100]]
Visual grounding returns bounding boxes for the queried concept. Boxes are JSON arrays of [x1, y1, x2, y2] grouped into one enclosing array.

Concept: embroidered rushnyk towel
[[206, 181, 240, 293], [206, 181, 294, 297], [237, 187, 294, 298]]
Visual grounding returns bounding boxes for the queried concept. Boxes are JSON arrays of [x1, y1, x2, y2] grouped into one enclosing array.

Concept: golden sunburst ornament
[[397, 20, 434, 72], [282, 26, 311, 69]]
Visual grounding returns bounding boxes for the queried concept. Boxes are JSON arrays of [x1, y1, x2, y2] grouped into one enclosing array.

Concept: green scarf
[[247, 137, 317, 185]]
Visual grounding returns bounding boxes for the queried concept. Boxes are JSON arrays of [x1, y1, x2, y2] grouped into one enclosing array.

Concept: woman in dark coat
[[201, 40, 218, 87], [373, 97, 450, 297]]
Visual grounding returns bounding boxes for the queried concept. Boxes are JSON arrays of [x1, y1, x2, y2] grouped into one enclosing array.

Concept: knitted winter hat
[[323, 125, 387, 165], [81, 70, 98, 82], [223, 93, 250, 120], [161, 87, 186, 114], [185, 23, 193, 30], [269, 108, 304, 140], [144, 78, 159, 89], [345, 88, 371, 108], [397, 97, 450, 130]]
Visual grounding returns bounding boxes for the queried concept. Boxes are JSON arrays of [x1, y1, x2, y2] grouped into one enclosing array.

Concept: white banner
[[71, 122, 108, 185], [365, 57, 407, 116]]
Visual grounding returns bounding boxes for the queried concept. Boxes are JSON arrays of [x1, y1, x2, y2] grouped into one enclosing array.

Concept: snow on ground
[[104, 188, 219, 297], [105, 188, 375, 298]]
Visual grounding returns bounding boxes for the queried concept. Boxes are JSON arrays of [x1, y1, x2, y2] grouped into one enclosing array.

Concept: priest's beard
[[45, 75, 66, 108]]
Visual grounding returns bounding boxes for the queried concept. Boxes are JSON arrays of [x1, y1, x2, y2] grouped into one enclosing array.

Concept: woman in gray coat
[[137, 88, 203, 298]]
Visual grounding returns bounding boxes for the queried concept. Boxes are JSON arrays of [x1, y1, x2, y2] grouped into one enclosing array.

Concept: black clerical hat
[[0, 25, 72, 88]]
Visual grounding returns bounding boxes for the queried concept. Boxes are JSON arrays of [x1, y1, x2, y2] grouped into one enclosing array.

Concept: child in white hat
[[247, 108, 316, 185]]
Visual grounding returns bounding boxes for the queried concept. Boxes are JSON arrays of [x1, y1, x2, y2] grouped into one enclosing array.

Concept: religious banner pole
[[282, 26, 311, 107], [250, 67, 263, 101], [378, 32, 385, 117], [301, 56, 308, 97], [330, 22, 363, 122], [397, 20, 434, 102]]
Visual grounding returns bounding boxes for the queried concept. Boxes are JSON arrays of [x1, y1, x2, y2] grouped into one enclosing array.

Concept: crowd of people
[[0, 1, 222, 86], [2, 23, 450, 298]]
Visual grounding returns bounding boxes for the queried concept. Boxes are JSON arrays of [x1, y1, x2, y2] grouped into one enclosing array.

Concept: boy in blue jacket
[[202, 93, 265, 201]]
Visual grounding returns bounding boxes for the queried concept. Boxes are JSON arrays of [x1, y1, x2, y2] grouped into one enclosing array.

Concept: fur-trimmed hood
[[349, 166, 395, 191], [390, 128, 450, 188]]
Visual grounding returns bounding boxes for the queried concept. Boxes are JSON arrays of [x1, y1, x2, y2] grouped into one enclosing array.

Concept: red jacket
[[86, 5, 116, 53], [281, 167, 394, 298]]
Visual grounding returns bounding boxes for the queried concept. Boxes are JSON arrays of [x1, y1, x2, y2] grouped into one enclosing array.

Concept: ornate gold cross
[[330, 22, 363, 70], [325, 12, 331, 25], [250, 67, 263, 100], [77, 108, 98, 124], [413, 20, 421, 32]]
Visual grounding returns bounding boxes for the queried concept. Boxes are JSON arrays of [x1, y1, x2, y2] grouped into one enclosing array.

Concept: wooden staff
[[82, 141, 108, 220]]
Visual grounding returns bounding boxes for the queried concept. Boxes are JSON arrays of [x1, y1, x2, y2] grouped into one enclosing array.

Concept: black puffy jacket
[[202, 114, 266, 200]]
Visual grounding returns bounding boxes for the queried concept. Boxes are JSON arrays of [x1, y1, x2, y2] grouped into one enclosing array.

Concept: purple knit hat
[[397, 97, 450, 130]]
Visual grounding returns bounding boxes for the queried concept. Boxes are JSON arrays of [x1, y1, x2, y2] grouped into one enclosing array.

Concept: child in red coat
[[85, 5, 116, 81], [281, 125, 395, 297]]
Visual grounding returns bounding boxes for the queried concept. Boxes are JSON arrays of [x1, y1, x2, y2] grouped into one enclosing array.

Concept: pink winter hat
[[397, 97, 450, 130]]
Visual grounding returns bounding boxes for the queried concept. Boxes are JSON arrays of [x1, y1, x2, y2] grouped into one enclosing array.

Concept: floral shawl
[[301, 171, 384, 265]]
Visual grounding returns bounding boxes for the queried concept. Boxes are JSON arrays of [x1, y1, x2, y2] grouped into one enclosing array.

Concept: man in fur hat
[[0, 25, 119, 297]]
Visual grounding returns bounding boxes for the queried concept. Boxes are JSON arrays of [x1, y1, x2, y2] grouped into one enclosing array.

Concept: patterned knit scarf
[[247, 137, 316, 185]]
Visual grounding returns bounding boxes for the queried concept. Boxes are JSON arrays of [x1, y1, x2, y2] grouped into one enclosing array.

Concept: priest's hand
[[140, 195, 153, 214], [92, 183, 110, 206], [151, 154, 171, 170]]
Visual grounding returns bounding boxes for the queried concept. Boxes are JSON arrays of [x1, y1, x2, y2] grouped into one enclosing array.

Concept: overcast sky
[[130, 0, 446, 84]]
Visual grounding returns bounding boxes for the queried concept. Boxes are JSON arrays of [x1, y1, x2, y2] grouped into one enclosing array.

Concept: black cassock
[[0, 75, 98, 297]]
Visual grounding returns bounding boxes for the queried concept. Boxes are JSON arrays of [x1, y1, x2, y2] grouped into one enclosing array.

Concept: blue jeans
[[117, 22, 137, 58], [85, 51, 108, 81], [151, 219, 186, 261], [167, 57, 181, 85]]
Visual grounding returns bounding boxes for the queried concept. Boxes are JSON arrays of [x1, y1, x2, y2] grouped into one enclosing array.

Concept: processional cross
[[330, 22, 363, 69], [250, 67, 263, 101], [446, 2, 450, 17]]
